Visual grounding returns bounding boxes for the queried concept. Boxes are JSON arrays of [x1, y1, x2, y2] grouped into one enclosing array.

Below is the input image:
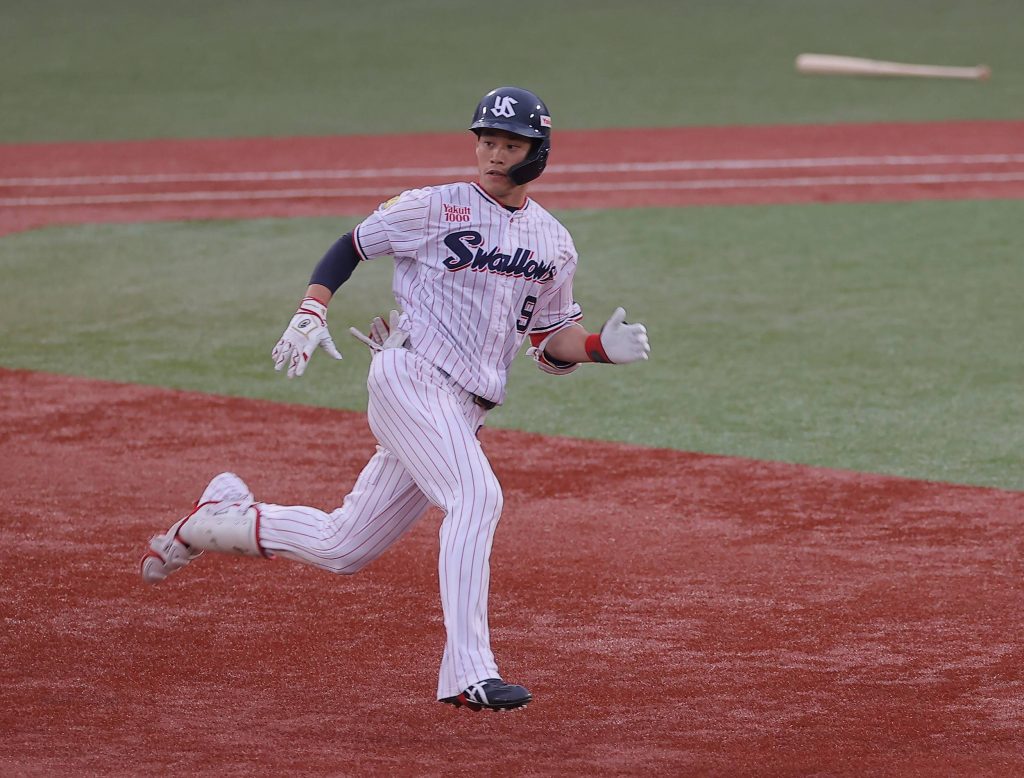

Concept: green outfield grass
[[2, 200, 1021, 489], [2, 0, 1021, 142], [3, 0, 1022, 490]]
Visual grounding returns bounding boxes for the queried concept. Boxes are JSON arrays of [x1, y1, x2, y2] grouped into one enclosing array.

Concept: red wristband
[[585, 333, 612, 363]]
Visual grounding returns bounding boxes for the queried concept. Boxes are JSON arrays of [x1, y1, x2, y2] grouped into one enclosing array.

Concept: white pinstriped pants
[[258, 348, 503, 699]]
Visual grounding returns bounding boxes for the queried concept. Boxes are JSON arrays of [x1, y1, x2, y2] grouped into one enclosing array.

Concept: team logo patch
[[540, 115, 552, 128], [443, 203, 472, 223], [442, 230, 556, 284], [379, 195, 401, 210]]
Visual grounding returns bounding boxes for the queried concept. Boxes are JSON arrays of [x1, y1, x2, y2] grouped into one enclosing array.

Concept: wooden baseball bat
[[795, 53, 991, 81]]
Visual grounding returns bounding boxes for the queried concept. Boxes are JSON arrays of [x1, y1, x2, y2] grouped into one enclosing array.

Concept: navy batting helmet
[[469, 86, 551, 185]]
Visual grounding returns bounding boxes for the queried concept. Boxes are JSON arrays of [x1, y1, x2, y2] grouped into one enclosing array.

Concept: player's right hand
[[271, 297, 343, 378]]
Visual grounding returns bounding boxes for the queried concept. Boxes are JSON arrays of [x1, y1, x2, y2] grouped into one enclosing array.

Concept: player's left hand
[[349, 309, 410, 352], [272, 297, 343, 378], [593, 307, 650, 364]]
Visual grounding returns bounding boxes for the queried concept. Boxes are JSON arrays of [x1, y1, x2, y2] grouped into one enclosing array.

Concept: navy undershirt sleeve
[[308, 232, 361, 292]]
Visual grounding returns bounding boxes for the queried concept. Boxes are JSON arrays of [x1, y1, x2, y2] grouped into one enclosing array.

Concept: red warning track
[[2, 120, 1024, 234]]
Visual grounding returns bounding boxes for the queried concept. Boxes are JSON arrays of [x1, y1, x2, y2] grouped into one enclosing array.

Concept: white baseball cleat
[[140, 473, 256, 584], [140, 514, 203, 584]]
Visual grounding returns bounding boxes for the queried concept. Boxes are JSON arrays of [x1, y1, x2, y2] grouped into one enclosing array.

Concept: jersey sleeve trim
[[529, 310, 583, 335], [351, 225, 372, 261]]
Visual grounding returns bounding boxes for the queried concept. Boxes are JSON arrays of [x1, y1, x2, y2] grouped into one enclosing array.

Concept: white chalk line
[[4, 171, 1024, 207], [4, 153, 1024, 187]]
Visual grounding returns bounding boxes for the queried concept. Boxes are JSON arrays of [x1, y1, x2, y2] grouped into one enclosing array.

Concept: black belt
[[473, 395, 497, 411], [435, 365, 497, 410]]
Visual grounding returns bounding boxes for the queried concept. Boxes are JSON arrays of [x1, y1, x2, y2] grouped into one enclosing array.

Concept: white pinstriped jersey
[[353, 182, 583, 404]]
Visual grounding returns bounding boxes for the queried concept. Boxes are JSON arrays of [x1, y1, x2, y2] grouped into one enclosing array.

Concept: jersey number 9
[[516, 295, 538, 333]]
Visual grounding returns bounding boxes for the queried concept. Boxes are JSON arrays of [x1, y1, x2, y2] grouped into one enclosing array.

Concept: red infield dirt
[[2, 120, 1024, 235], [2, 123, 1024, 776], [2, 368, 1023, 776]]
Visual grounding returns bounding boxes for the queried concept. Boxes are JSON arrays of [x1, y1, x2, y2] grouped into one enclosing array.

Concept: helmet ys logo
[[491, 96, 518, 118]]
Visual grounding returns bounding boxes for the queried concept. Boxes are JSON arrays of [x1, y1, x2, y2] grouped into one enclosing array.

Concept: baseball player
[[141, 86, 650, 712]]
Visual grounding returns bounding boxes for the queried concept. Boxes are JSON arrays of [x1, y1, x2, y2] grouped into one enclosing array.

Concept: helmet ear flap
[[507, 136, 550, 185]]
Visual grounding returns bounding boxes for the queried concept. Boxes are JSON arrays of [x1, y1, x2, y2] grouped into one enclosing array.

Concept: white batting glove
[[271, 297, 343, 378], [587, 307, 650, 364], [348, 310, 409, 352]]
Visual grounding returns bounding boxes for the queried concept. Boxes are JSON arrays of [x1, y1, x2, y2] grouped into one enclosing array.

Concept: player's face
[[475, 130, 532, 206]]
